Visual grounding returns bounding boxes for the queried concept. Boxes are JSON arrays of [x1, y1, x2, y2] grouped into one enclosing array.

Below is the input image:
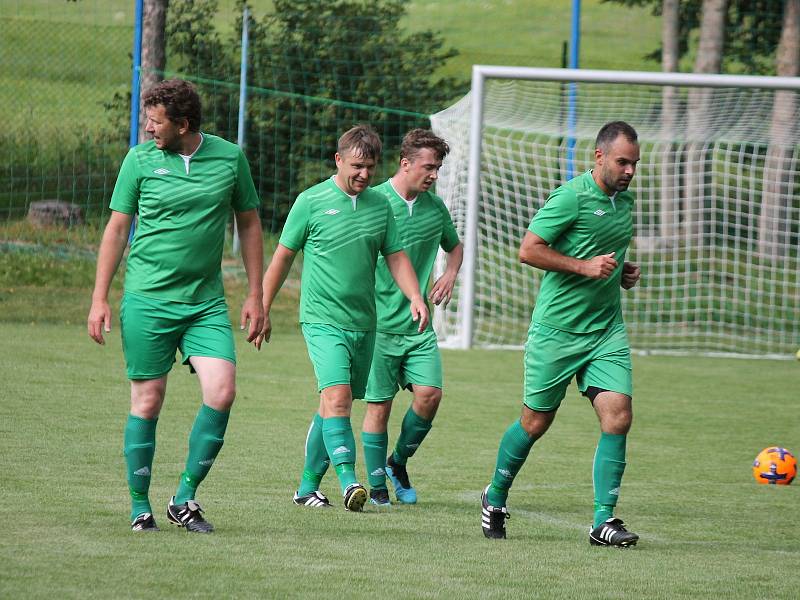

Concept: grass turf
[[1, 320, 798, 598]]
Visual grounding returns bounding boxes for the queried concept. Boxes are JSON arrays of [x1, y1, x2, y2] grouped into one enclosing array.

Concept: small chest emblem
[[153, 168, 170, 175], [323, 209, 340, 215], [593, 209, 606, 216]]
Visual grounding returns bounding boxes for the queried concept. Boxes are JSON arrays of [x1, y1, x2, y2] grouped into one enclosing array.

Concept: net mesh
[[431, 78, 800, 357]]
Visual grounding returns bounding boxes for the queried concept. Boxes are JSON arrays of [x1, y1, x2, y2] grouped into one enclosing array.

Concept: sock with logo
[[322, 416, 358, 493], [361, 430, 389, 490], [174, 404, 230, 505], [592, 432, 627, 527], [391, 407, 433, 466], [487, 419, 535, 507], [124, 414, 158, 521], [297, 413, 330, 496]]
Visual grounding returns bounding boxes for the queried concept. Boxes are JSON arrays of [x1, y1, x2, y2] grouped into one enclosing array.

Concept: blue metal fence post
[[566, 0, 581, 180], [128, 0, 144, 243]]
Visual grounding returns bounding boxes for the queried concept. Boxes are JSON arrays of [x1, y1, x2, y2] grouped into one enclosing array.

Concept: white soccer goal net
[[431, 67, 800, 358]]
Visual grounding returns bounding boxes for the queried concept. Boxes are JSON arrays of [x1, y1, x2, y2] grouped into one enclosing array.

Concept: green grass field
[[3, 2, 799, 596], [2, 315, 798, 598]]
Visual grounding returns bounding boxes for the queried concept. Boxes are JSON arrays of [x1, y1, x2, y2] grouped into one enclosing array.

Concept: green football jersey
[[529, 170, 634, 333], [110, 133, 260, 302], [279, 178, 403, 330], [373, 180, 460, 334]]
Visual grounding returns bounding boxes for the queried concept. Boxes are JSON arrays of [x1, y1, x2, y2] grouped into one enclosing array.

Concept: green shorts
[[301, 323, 376, 399], [523, 321, 632, 412], [120, 292, 235, 380], [364, 329, 442, 403]]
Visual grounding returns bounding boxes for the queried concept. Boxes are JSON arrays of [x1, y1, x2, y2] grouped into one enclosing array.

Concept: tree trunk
[[758, 0, 799, 258], [138, 0, 169, 142], [684, 0, 727, 245], [659, 0, 680, 243]]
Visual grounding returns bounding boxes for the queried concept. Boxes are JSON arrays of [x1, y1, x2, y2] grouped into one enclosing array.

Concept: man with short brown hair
[[88, 78, 264, 533], [258, 125, 428, 512], [359, 128, 463, 507]]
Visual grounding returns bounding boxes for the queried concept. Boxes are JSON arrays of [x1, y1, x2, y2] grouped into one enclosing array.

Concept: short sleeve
[[232, 149, 260, 212], [529, 186, 578, 244], [109, 148, 140, 214], [279, 194, 310, 251], [436, 197, 460, 252], [380, 200, 404, 256]]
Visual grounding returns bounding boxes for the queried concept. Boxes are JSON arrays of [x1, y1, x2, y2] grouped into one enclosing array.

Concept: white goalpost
[[431, 67, 800, 358]]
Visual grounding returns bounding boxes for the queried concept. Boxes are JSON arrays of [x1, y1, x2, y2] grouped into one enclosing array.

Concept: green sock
[[391, 407, 432, 466], [592, 432, 627, 527], [298, 413, 330, 495], [174, 404, 230, 505], [124, 414, 157, 521], [361, 430, 389, 490], [487, 419, 535, 507], [322, 416, 358, 493]]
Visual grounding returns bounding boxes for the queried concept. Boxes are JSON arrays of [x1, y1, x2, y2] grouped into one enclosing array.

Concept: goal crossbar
[[451, 66, 800, 353]]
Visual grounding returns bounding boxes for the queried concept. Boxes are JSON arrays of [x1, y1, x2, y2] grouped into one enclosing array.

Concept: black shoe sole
[[344, 486, 368, 512], [482, 529, 506, 539], [589, 536, 638, 547]]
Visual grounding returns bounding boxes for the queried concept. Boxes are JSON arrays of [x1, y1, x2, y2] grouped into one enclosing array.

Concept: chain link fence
[[1, 0, 789, 244]]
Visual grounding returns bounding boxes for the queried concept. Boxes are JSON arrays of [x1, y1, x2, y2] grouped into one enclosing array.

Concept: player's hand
[[582, 252, 617, 279], [429, 272, 457, 309], [409, 295, 429, 333], [621, 261, 641, 290], [87, 299, 112, 345], [253, 312, 273, 350], [241, 294, 265, 345]]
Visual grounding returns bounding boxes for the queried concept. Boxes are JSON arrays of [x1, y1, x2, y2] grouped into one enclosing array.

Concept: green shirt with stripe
[[109, 133, 260, 302], [279, 178, 403, 331], [529, 170, 634, 333], [373, 180, 460, 334]]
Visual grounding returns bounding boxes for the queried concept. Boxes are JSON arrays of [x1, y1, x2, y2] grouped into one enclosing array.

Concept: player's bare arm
[[621, 262, 641, 290], [384, 250, 429, 332], [235, 208, 265, 344], [519, 230, 617, 279], [429, 242, 463, 309], [255, 243, 297, 349], [87, 210, 134, 345]]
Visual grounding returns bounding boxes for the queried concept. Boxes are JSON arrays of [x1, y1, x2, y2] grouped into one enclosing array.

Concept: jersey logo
[[153, 168, 170, 175], [323, 209, 340, 215], [593, 209, 606, 216]]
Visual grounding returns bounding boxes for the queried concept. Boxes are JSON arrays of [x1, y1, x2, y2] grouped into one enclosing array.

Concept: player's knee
[[130, 382, 166, 418], [321, 387, 353, 416], [412, 387, 441, 418], [132, 398, 161, 419], [363, 401, 392, 430], [519, 407, 555, 438], [600, 409, 632, 434], [204, 381, 236, 411]]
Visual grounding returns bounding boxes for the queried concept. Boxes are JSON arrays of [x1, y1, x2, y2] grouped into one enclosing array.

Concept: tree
[[659, 0, 680, 242], [758, 0, 799, 257], [138, 0, 169, 142], [162, 0, 464, 231], [683, 0, 727, 243], [602, 0, 785, 74]]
